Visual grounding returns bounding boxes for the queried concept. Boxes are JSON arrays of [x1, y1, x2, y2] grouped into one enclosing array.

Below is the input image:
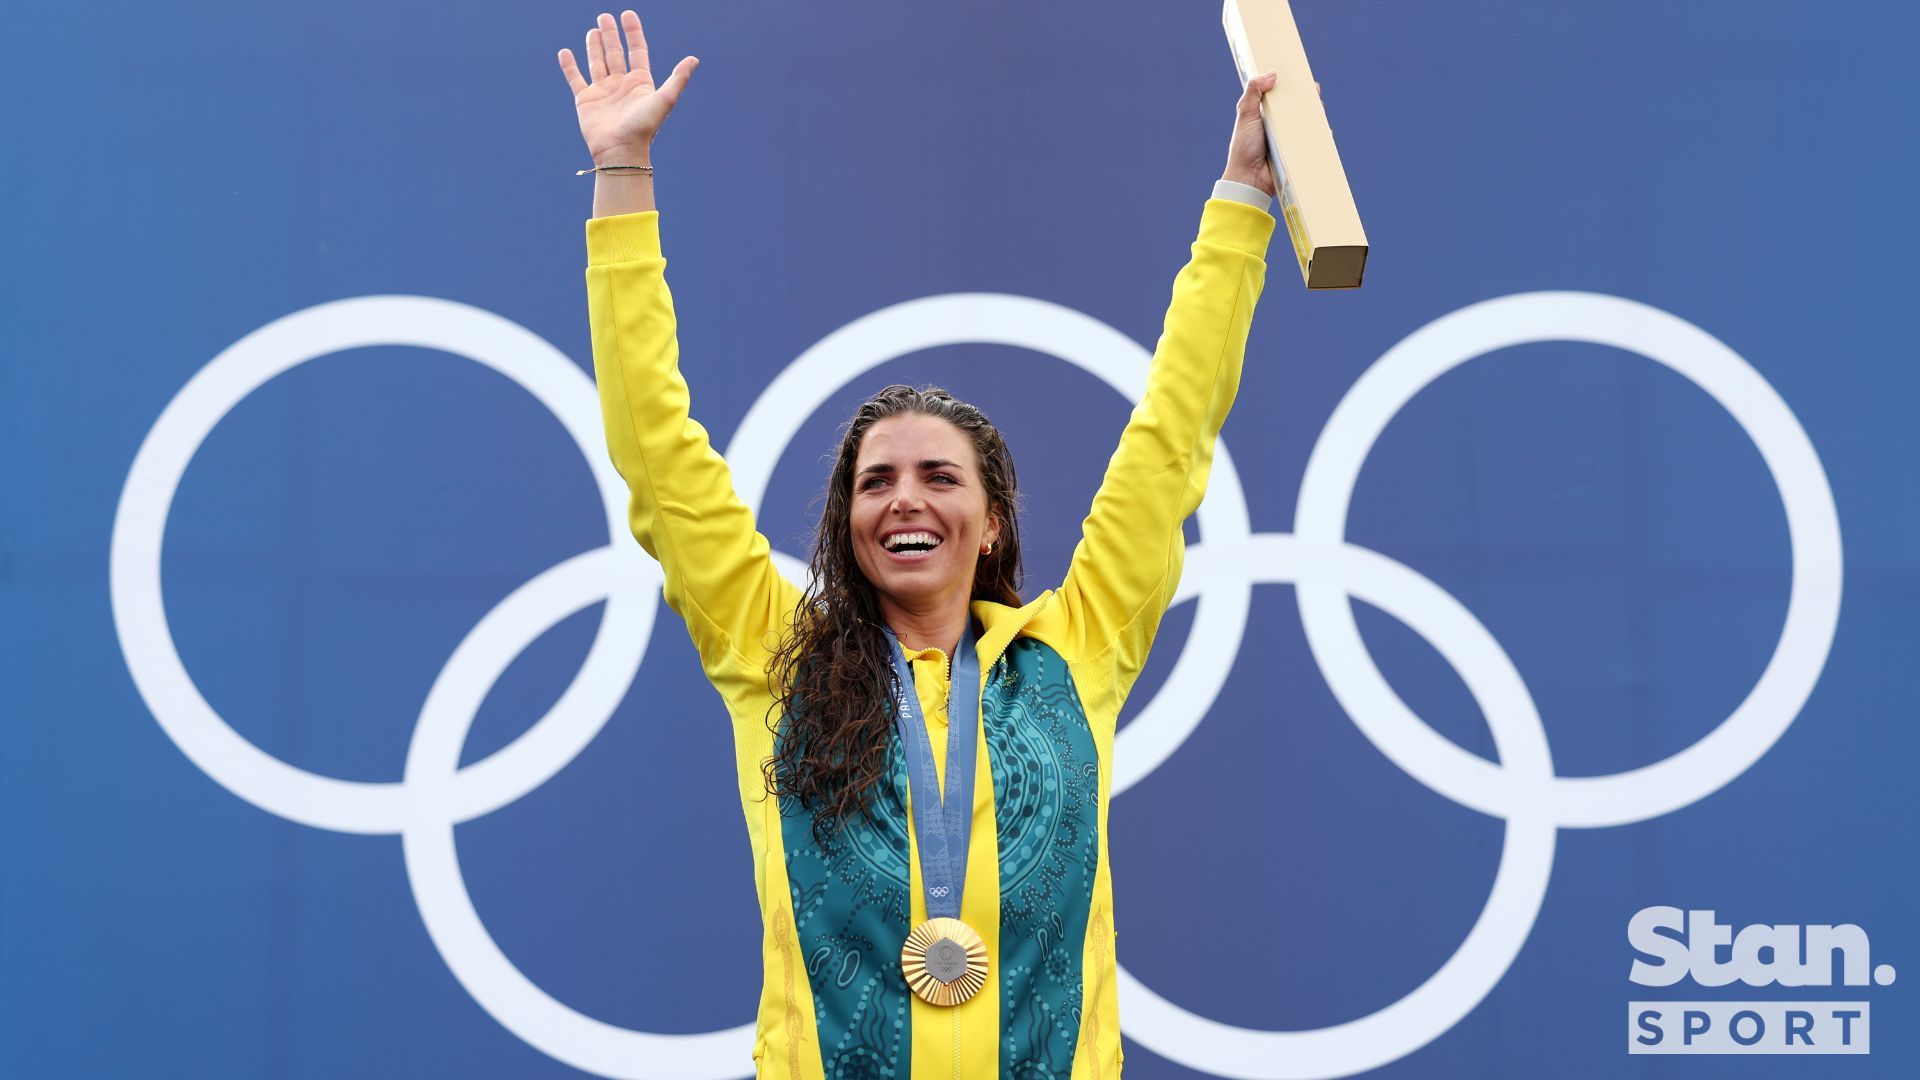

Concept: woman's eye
[[932, 473, 957, 484], [860, 477, 887, 490]]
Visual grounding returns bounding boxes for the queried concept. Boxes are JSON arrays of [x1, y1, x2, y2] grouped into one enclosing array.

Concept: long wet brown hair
[[763, 384, 1023, 844]]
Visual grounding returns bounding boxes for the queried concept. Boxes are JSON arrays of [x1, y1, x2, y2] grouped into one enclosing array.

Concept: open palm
[[558, 10, 698, 163]]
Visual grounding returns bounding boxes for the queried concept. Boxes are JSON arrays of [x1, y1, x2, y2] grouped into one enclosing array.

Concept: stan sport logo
[[1628, 906, 1895, 1055]]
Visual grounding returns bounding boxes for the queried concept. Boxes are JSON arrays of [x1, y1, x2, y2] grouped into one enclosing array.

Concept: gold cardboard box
[[1223, 0, 1368, 289]]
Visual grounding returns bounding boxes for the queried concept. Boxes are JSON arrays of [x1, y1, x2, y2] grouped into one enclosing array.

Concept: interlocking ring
[[1119, 292, 1841, 1078], [113, 289, 1839, 1079]]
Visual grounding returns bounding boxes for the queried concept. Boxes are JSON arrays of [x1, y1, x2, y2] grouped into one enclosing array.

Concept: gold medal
[[885, 626, 990, 1008], [900, 917, 989, 1007]]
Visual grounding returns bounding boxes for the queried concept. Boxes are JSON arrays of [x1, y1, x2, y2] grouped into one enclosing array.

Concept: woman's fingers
[[558, 48, 589, 94], [1239, 72, 1273, 117], [597, 13, 627, 75], [622, 10, 652, 83], [585, 27, 607, 80]]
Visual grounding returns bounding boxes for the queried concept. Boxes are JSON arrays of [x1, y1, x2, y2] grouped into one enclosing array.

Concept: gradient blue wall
[[4, 1, 1915, 1076]]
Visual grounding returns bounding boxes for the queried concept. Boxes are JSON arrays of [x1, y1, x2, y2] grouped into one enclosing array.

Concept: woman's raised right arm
[[565, 12, 800, 675]]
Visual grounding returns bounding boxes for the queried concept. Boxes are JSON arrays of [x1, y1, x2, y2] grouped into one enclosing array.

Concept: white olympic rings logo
[[111, 289, 1840, 1079]]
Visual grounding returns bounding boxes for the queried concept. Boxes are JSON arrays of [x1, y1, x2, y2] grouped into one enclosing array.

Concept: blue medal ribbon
[[883, 621, 980, 922]]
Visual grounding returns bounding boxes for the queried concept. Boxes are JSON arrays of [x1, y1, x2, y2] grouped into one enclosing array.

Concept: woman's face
[[849, 413, 1001, 615]]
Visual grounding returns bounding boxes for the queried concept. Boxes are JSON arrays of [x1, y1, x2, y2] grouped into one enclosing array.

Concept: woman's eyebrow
[[857, 458, 965, 476]]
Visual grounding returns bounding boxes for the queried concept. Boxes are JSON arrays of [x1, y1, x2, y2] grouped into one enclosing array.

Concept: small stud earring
[[981, 542, 994, 556]]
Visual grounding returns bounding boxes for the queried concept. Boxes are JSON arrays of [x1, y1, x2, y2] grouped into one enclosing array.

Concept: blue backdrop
[[4, 1, 1914, 1076]]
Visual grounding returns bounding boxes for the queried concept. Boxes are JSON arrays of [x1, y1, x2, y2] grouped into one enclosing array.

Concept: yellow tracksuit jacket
[[585, 196, 1273, 1078]]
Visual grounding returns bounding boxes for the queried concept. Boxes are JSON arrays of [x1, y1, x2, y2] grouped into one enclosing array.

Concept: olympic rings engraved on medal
[[112, 288, 1841, 1080]]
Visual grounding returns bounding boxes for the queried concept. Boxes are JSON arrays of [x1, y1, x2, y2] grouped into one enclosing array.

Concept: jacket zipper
[[939, 601, 1042, 1080], [982, 604, 1042, 684]]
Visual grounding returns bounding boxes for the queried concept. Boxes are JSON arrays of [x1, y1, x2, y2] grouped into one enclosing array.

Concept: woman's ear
[[983, 511, 1003, 552]]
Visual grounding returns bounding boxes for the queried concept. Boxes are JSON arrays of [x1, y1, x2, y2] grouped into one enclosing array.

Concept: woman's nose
[[890, 480, 926, 512]]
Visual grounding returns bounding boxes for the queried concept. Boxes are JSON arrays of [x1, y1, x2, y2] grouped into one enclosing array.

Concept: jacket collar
[[971, 589, 1055, 668]]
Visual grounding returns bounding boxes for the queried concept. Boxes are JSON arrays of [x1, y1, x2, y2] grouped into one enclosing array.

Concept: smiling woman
[[564, 7, 1278, 1077], [769, 387, 1024, 850]]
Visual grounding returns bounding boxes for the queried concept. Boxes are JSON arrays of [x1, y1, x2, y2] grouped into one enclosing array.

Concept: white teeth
[[883, 531, 942, 552]]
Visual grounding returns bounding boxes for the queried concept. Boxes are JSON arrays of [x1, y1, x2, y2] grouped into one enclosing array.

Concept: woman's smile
[[879, 528, 945, 561]]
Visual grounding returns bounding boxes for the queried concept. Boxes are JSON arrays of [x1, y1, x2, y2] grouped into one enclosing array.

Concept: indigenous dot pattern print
[[778, 736, 914, 1078], [778, 635, 1101, 1078], [987, 637, 1100, 1076]]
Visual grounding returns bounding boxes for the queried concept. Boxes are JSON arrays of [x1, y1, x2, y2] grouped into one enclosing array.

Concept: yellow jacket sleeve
[[1055, 197, 1275, 694], [585, 210, 802, 682]]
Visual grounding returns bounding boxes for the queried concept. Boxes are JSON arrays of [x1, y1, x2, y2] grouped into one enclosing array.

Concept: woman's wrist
[[1220, 167, 1272, 196], [594, 143, 653, 168], [592, 169, 655, 218]]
